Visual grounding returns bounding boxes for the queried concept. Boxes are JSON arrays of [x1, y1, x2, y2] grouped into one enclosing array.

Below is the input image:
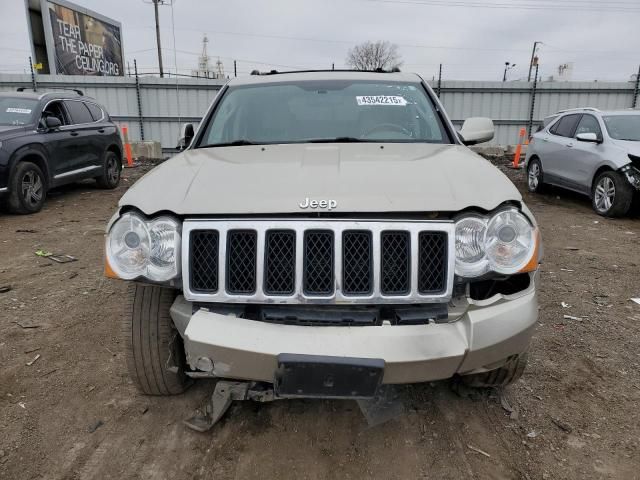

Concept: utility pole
[[234, 60, 237, 77], [632, 64, 640, 109], [527, 41, 541, 82], [153, 0, 164, 77], [436, 63, 442, 97]]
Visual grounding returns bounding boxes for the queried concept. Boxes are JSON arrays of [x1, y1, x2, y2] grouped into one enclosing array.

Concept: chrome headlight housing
[[106, 212, 181, 282], [455, 208, 537, 277]]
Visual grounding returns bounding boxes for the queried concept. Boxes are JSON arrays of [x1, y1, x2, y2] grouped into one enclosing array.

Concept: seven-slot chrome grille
[[182, 220, 454, 304]]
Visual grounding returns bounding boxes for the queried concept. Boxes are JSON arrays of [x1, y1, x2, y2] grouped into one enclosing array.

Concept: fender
[[9, 143, 50, 182]]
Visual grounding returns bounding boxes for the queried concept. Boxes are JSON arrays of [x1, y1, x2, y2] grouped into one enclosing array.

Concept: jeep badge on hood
[[298, 197, 338, 211]]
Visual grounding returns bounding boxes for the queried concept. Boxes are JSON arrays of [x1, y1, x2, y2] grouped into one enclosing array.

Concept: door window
[[550, 114, 580, 137], [575, 114, 602, 138], [64, 100, 93, 125], [40, 101, 70, 128]]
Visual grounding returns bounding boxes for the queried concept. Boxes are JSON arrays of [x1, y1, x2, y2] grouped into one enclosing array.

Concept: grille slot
[[226, 230, 257, 294], [342, 230, 373, 295], [264, 230, 296, 295], [190, 230, 219, 292], [303, 230, 334, 295], [418, 232, 448, 294], [380, 231, 411, 295]]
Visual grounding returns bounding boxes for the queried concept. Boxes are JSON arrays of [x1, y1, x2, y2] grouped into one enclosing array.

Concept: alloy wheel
[[594, 176, 615, 213], [528, 163, 540, 190], [21, 170, 43, 208], [107, 156, 119, 185]]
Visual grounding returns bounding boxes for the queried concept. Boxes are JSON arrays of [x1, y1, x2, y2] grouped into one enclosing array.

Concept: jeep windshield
[[0, 97, 38, 126], [602, 114, 640, 141], [197, 80, 451, 147]]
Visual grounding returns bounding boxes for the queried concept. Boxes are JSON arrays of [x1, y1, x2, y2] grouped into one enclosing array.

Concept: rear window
[[0, 97, 38, 126], [550, 114, 580, 137]]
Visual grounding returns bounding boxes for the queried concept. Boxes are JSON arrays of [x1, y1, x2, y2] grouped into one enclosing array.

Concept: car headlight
[[106, 212, 181, 281], [455, 209, 537, 277]]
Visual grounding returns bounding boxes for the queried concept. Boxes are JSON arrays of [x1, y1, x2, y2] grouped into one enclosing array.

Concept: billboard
[[25, 0, 124, 76]]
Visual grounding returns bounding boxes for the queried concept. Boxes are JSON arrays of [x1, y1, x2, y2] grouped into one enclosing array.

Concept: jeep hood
[[119, 143, 521, 215]]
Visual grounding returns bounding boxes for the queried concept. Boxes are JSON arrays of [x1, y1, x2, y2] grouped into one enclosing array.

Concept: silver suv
[[525, 108, 640, 217], [105, 71, 542, 430]]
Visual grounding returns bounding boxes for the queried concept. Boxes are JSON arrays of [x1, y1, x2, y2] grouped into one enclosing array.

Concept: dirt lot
[[1, 160, 639, 480]]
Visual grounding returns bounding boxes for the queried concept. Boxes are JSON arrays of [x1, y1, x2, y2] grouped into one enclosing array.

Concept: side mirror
[[459, 117, 495, 145], [44, 116, 62, 130], [177, 123, 195, 150], [576, 132, 600, 143]]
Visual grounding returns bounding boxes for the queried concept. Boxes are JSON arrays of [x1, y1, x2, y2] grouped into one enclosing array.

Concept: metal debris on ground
[[631, 298, 640, 305], [564, 246, 580, 251], [18, 402, 26, 409], [561, 302, 571, 308], [467, 445, 491, 457], [560, 268, 574, 272], [26, 354, 41, 366], [563, 315, 583, 321], [0, 285, 11, 294], [34, 250, 77, 263], [13, 321, 40, 329], [88, 420, 104, 433], [551, 417, 572, 433]]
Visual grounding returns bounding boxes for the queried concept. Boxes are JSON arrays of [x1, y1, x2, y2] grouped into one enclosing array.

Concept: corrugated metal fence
[[1, 73, 638, 148]]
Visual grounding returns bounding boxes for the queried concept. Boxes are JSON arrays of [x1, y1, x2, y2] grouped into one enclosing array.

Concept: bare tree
[[346, 41, 403, 71]]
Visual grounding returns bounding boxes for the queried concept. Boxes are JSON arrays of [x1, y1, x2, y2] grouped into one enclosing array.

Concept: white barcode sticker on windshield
[[6, 107, 32, 114], [356, 96, 407, 106]]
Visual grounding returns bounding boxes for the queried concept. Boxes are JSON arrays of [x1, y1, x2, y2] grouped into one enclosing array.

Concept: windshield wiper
[[204, 139, 258, 147], [307, 137, 367, 143]]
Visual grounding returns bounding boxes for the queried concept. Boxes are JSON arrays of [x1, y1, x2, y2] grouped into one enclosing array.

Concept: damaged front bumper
[[170, 275, 539, 387]]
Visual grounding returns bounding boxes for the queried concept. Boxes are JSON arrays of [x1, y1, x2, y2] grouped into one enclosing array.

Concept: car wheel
[[96, 151, 121, 189], [460, 352, 528, 388], [591, 171, 633, 217], [526, 158, 545, 193], [7, 161, 47, 214], [124, 284, 191, 395]]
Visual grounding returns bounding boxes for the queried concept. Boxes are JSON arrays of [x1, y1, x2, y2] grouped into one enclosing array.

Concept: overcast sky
[[2, 0, 639, 82]]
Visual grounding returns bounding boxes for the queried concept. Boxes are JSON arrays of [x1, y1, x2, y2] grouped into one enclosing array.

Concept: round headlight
[[455, 209, 536, 277], [106, 213, 181, 281], [485, 210, 534, 274], [454, 216, 489, 277]]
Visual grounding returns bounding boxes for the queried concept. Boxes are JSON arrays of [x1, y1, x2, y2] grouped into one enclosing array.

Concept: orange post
[[511, 127, 527, 169], [121, 124, 133, 167]]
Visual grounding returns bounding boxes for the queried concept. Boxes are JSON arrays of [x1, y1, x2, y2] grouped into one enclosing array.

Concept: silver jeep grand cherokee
[[105, 71, 542, 429]]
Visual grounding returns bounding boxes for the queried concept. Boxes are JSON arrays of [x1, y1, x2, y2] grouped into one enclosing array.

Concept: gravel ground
[[0, 159, 639, 480]]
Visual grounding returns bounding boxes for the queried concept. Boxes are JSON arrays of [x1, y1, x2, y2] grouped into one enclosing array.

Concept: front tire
[[527, 158, 545, 193], [592, 171, 633, 217], [96, 151, 121, 189], [124, 284, 191, 395], [461, 352, 528, 388], [7, 161, 47, 214]]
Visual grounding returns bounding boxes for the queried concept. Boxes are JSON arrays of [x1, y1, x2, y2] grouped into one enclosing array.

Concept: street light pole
[[153, 0, 164, 77], [503, 62, 515, 82]]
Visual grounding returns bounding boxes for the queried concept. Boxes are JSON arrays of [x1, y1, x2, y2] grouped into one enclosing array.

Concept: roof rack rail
[[17, 87, 84, 96], [249, 68, 402, 76], [555, 107, 600, 114]]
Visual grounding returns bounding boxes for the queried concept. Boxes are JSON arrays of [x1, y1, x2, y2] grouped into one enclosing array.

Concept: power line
[[364, 0, 640, 12]]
